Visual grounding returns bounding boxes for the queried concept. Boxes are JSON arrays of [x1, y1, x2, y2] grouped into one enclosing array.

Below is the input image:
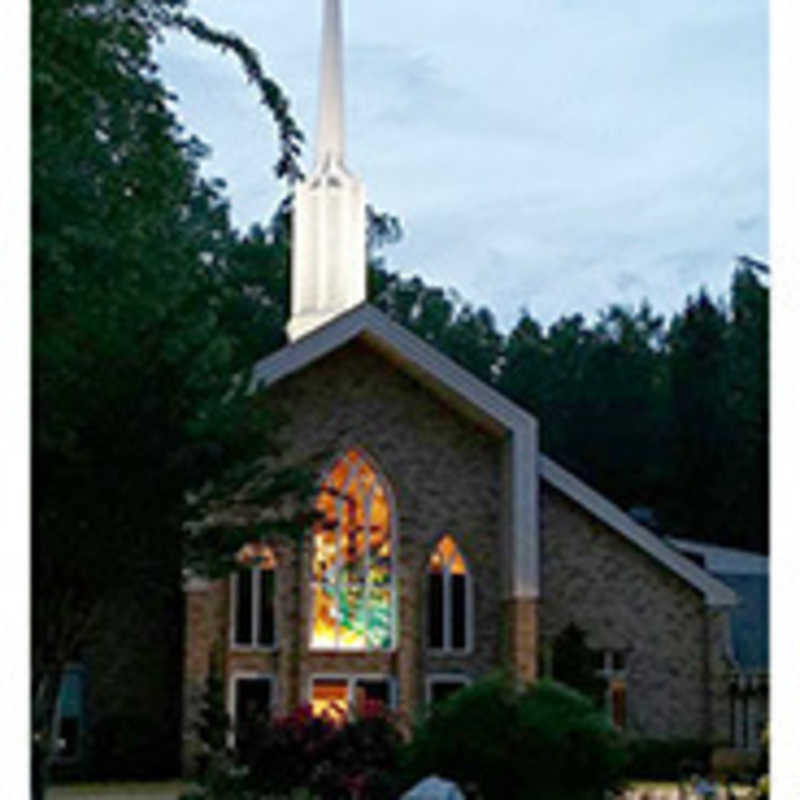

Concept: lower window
[[594, 650, 628, 729], [231, 674, 274, 745], [426, 675, 470, 706], [609, 678, 627, 729], [311, 675, 394, 723]]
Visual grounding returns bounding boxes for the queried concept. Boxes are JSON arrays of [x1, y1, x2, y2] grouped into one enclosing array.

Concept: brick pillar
[[182, 578, 213, 776], [397, 571, 420, 732], [280, 541, 304, 713], [506, 597, 539, 687], [706, 607, 734, 744]]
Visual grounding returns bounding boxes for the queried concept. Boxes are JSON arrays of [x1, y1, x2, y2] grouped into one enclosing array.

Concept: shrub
[[625, 738, 711, 781], [402, 675, 627, 800]]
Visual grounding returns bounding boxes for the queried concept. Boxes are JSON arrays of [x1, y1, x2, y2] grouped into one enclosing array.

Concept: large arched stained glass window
[[311, 450, 394, 650]]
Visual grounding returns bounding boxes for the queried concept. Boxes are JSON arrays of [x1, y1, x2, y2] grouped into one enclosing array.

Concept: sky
[[154, 0, 768, 331]]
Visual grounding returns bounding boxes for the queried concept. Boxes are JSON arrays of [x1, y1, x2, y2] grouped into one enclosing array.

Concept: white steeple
[[287, 0, 366, 342]]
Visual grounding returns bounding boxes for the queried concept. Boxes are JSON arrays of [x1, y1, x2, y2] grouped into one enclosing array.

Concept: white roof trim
[[250, 303, 540, 600], [540, 455, 738, 607], [666, 537, 769, 576], [252, 304, 534, 430]]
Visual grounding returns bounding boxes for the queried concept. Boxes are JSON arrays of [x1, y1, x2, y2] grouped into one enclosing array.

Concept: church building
[[182, 0, 742, 772]]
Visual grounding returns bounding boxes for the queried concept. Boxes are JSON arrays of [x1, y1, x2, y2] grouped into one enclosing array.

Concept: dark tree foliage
[[665, 290, 733, 542], [32, 0, 308, 793], [369, 267, 504, 383], [500, 303, 672, 511]]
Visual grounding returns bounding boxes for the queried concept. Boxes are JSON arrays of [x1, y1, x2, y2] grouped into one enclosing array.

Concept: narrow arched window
[[232, 544, 277, 649], [427, 535, 471, 652], [311, 450, 394, 650]]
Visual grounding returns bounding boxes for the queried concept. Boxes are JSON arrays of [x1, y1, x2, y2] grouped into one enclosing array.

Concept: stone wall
[[539, 482, 729, 741]]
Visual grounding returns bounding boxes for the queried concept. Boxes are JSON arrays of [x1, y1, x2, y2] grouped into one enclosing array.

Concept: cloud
[[156, 0, 768, 329]]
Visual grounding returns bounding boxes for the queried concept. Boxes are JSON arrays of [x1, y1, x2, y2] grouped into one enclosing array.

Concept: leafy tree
[[32, 0, 307, 794], [726, 259, 769, 552], [663, 289, 734, 542], [369, 265, 503, 382], [499, 304, 671, 511]]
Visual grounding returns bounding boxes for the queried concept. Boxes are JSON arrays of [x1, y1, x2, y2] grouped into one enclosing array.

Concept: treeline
[[33, 0, 306, 787], [370, 257, 768, 554]]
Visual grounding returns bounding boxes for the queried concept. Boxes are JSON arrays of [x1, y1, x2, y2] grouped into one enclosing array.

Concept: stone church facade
[[181, 0, 738, 773], [182, 312, 735, 770]]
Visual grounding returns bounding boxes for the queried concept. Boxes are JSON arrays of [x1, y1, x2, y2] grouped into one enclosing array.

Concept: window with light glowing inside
[[311, 450, 394, 650], [232, 543, 277, 648], [427, 535, 470, 652], [311, 676, 392, 724]]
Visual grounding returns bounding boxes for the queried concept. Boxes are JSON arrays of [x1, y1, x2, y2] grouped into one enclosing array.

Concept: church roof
[[540, 458, 738, 608], [254, 303, 535, 433], [251, 302, 737, 609]]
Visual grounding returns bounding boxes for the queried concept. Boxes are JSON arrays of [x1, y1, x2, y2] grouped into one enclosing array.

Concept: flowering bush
[[236, 702, 403, 800]]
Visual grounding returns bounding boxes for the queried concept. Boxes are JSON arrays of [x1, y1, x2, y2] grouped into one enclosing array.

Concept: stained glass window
[[311, 451, 394, 650], [427, 535, 470, 652], [232, 544, 277, 648]]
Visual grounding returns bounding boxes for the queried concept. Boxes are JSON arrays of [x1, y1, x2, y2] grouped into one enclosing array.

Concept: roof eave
[[539, 455, 739, 608]]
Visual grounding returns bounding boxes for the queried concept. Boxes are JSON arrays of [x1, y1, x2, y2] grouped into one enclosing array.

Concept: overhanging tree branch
[[168, 12, 305, 185]]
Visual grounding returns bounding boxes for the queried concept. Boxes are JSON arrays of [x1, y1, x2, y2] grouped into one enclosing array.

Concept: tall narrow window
[[427, 536, 471, 652], [311, 450, 394, 651], [232, 544, 277, 648]]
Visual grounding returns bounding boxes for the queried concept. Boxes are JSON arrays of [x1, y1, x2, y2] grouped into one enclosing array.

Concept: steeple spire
[[316, 0, 346, 171], [286, 0, 366, 342]]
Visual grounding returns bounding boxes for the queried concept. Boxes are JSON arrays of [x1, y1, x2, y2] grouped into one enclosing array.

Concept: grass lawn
[[48, 782, 191, 799], [47, 779, 758, 799], [627, 781, 756, 798]]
